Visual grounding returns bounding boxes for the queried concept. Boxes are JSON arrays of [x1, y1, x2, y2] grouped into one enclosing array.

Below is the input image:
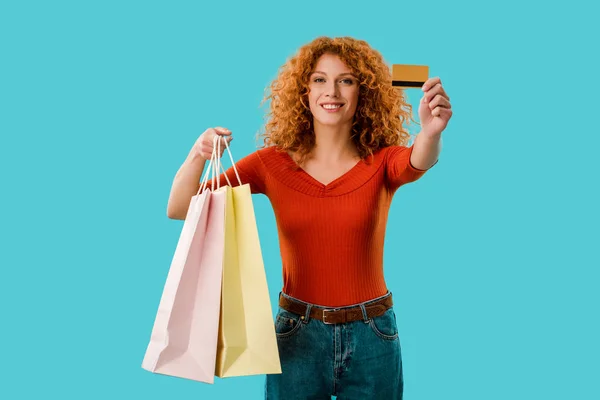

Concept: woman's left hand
[[418, 77, 452, 137]]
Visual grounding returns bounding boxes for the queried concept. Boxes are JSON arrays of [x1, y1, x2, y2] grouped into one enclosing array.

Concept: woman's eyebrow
[[311, 71, 356, 77]]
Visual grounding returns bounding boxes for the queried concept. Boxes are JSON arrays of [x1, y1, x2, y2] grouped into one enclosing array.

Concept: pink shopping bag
[[142, 140, 227, 383]]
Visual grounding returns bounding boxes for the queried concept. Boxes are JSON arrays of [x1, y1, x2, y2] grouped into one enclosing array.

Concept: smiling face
[[307, 53, 360, 131]]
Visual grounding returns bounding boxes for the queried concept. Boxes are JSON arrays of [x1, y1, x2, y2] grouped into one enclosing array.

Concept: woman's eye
[[312, 77, 354, 84]]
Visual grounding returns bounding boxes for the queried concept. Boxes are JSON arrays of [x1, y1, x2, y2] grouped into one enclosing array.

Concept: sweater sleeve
[[385, 145, 436, 192], [203, 150, 266, 194]]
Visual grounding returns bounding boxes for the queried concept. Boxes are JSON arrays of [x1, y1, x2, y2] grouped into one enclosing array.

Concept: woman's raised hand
[[194, 127, 233, 160]]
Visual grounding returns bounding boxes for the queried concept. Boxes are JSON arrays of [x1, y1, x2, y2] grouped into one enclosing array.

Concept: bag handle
[[221, 135, 242, 187], [194, 134, 243, 195], [196, 136, 219, 195], [213, 135, 228, 189], [213, 135, 242, 190]]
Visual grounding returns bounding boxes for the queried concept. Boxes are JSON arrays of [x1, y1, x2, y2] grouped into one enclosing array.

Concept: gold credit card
[[392, 64, 429, 88]]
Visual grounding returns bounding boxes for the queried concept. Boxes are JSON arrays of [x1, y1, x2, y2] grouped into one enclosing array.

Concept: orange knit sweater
[[212, 145, 431, 307]]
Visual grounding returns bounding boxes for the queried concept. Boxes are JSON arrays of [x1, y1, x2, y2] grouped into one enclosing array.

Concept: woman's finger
[[432, 106, 453, 119], [428, 95, 451, 110], [423, 83, 449, 103], [214, 126, 232, 136], [422, 77, 441, 92]]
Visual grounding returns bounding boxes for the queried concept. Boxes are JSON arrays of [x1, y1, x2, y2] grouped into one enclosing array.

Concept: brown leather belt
[[279, 294, 393, 325]]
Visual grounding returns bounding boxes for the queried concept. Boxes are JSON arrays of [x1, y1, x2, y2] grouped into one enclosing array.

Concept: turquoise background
[[1, 0, 598, 399]]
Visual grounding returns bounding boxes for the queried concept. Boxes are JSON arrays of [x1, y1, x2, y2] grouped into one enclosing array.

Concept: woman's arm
[[166, 148, 207, 220], [410, 132, 442, 170], [410, 76, 452, 170]]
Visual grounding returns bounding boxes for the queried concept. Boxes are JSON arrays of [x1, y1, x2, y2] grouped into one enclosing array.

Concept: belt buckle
[[322, 308, 337, 324]]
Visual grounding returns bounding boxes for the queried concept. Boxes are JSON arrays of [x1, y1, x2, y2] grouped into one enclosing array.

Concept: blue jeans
[[265, 292, 403, 399]]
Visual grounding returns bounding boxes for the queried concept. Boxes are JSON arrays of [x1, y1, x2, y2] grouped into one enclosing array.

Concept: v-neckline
[[282, 151, 364, 188], [261, 146, 387, 197]]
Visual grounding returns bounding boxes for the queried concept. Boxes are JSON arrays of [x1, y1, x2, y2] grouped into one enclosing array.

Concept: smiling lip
[[320, 103, 344, 112]]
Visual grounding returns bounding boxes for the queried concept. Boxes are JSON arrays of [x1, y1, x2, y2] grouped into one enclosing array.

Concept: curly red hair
[[258, 36, 416, 165]]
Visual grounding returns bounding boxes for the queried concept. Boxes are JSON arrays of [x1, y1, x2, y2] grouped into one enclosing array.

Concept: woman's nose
[[325, 82, 340, 97]]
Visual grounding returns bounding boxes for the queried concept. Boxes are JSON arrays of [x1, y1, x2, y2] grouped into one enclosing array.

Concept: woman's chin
[[313, 115, 350, 127]]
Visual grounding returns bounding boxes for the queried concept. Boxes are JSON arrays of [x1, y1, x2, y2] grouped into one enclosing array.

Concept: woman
[[167, 36, 452, 399]]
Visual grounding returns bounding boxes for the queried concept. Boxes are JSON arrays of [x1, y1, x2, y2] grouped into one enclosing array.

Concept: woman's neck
[[311, 122, 359, 162]]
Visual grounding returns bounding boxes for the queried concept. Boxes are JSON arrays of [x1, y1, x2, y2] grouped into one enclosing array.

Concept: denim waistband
[[279, 291, 392, 310]]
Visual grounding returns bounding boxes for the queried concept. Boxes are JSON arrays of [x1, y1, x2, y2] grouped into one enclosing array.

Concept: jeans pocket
[[274, 308, 303, 338], [369, 308, 399, 340]]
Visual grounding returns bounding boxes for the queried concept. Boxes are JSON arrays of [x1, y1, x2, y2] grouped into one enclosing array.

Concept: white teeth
[[322, 104, 342, 110]]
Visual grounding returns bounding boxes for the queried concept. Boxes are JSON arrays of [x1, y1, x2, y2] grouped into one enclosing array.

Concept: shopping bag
[[142, 140, 227, 383], [214, 140, 281, 377]]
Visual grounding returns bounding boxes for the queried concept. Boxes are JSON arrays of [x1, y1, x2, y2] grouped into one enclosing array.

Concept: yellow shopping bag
[[214, 180, 281, 377]]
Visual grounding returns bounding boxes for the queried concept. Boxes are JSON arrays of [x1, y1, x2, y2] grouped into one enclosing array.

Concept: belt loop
[[359, 304, 369, 323], [303, 304, 312, 323]]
